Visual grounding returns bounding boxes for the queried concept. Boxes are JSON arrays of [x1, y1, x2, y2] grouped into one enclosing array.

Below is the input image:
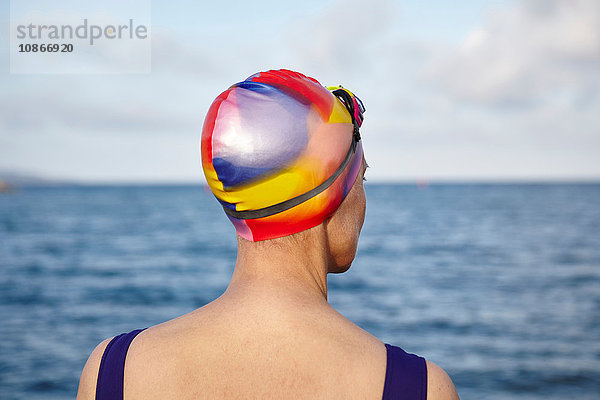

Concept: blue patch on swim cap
[[213, 157, 273, 189], [234, 81, 274, 94]]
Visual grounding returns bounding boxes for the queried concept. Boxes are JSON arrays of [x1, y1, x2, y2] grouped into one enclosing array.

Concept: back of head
[[201, 69, 364, 242]]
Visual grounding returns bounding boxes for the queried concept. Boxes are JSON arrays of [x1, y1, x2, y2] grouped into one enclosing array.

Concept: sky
[[0, 0, 599, 183]]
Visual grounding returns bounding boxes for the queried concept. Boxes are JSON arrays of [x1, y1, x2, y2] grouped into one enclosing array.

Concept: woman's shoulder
[[425, 360, 460, 400], [76, 328, 150, 400], [75, 336, 113, 400], [384, 343, 459, 400]]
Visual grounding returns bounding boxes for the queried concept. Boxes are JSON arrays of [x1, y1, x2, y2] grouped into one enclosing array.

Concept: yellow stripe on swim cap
[[212, 119, 353, 212], [328, 97, 353, 124]]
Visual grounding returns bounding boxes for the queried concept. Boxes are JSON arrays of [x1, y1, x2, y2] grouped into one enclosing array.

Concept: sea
[[1, 183, 599, 399]]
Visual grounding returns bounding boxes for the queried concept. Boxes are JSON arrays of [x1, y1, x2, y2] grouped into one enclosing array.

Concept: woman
[[77, 69, 459, 399]]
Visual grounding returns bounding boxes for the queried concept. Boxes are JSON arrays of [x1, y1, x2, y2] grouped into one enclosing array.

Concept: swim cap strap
[[222, 137, 359, 220]]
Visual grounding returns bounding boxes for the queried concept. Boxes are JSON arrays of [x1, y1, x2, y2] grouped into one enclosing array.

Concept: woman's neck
[[224, 229, 331, 303]]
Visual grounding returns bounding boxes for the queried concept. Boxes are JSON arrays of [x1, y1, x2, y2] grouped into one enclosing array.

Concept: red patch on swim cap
[[249, 69, 334, 121], [201, 88, 232, 165]]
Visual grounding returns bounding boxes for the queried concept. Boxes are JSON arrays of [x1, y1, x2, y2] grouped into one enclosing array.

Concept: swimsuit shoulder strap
[[95, 328, 146, 400], [382, 344, 427, 400]]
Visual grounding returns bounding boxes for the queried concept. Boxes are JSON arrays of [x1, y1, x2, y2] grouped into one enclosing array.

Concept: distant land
[[0, 170, 75, 187]]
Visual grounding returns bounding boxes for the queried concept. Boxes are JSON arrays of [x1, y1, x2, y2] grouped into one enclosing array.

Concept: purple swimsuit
[[96, 329, 427, 400]]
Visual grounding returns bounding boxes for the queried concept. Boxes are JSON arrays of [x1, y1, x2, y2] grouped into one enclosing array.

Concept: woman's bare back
[[80, 295, 387, 399], [132, 295, 387, 399]]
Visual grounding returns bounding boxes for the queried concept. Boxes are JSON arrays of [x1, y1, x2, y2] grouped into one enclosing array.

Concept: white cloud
[[428, 0, 600, 107], [0, 94, 200, 134], [287, 0, 398, 81]]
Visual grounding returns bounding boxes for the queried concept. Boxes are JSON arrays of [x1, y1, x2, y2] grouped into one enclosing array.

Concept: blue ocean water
[[1, 183, 599, 399]]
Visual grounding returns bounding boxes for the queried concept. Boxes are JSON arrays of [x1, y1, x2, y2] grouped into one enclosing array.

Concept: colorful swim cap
[[201, 69, 365, 242]]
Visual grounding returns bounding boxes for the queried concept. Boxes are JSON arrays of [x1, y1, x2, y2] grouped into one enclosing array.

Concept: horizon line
[[3, 177, 600, 187]]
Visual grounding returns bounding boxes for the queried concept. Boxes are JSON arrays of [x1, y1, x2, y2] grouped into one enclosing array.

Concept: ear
[[324, 172, 365, 273]]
